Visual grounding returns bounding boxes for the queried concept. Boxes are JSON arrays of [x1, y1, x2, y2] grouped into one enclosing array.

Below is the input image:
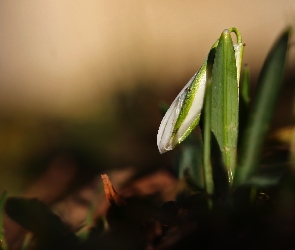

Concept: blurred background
[[0, 0, 294, 197]]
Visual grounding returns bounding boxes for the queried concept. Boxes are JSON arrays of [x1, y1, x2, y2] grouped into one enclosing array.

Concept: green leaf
[[241, 65, 250, 105], [234, 28, 291, 186], [202, 47, 216, 197], [178, 132, 205, 191], [239, 65, 251, 145], [211, 29, 239, 183]]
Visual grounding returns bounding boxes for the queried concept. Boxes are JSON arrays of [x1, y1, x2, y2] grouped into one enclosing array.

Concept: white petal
[[175, 70, 206, 142], [234, 43, 244, 83], [157, 74, 196, 154]]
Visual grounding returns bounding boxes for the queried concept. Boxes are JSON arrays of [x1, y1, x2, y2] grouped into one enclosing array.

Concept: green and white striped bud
[[157, 28, 243, 154]]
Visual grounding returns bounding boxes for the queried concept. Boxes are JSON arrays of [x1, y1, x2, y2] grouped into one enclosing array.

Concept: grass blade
[[211, 30, 239, 183], [241, 65, 250, 105], [239, 65, 251, 144], [234, 28, 291, 186]]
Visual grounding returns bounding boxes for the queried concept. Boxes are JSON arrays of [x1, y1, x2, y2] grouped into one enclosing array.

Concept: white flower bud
[[157, 62, 207, 154]]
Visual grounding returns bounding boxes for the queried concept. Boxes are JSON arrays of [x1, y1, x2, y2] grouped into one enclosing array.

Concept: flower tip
[[157, 133, 173, 154], [223, 29, 230, 34], [158, 144, 172, 154], [221, 29, 231, 40], [158, 147, 166, 154]]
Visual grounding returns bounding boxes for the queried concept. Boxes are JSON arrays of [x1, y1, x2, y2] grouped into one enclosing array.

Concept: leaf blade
[[234, 28, 291, 186], [211, 30, 239, 183]]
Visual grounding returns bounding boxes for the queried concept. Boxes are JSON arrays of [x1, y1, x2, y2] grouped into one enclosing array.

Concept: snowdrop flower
[[157, 59, 208, 154], [157, 30, 244, 154]]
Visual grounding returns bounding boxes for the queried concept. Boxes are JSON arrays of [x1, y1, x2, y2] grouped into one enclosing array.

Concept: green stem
[[203, 47, 216, 203], [203, 80, 214, 199], [228, 27, 242, 44]]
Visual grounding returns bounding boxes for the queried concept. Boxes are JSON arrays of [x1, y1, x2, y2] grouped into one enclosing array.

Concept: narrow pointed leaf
[[234, 28, 290, 186], [211, 29, 239, 183], [202, 47, 216, 196], [239, 66, 250, 144], [241, 65, 250, 105]]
